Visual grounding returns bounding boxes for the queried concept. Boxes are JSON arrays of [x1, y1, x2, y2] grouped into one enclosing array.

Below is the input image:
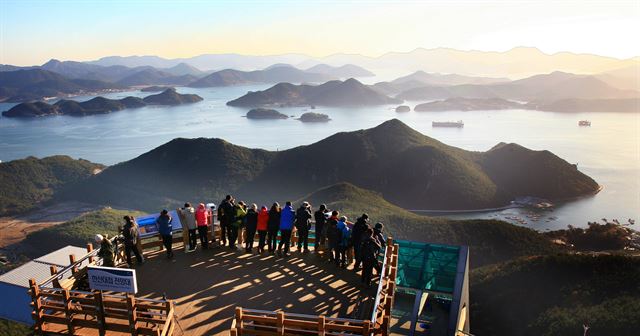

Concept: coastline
[[409, 185, 604, 216]]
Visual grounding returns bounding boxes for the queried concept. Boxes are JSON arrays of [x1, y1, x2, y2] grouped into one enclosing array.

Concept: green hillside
[[470, 254, 640, 336], [296, 182, 559, 267], [0, 156, 104, 216], [59, 119, 598, 213], [22, 208, 144, 256]]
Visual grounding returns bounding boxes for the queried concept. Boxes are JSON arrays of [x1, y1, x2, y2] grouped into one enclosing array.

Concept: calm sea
[[0, 86, 638, 230]]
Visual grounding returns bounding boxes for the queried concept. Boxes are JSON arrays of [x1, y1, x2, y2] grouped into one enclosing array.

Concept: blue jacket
[[156, 214, 173, 236], [337, 220, 351, 247], [279, 205, 295, 230]]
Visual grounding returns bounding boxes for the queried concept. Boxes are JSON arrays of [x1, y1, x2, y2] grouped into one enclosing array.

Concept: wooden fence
[[230, 308, 372, 336], [229, 238, 399, 336], [29, 243, 175, 336]]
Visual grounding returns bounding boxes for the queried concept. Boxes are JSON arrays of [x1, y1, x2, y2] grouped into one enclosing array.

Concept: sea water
[[0, 86, 638, 230]]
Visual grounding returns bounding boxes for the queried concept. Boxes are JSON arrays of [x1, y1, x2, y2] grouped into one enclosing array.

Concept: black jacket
[[245, 209, 258, 232], [268, 209, 281, 231], [352, 217, 369, 244], [122, 222, 139, 245], [295, 206, 312, 231]]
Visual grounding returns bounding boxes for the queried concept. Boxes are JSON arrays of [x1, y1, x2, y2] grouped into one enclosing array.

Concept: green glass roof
[[395, 240, 460, 293]]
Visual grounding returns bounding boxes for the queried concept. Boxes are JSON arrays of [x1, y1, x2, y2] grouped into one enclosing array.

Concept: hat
[[95, 234, 104, 243], [374, 222, 384, 230], [302, 201, 309, 207], [339, 216, 347, 222]]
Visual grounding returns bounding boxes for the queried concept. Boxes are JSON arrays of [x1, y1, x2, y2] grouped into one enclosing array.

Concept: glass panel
[[395, 240, 460, 293]]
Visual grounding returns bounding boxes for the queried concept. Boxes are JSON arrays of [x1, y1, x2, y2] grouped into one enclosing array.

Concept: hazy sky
[[1, 0, 639, 65]]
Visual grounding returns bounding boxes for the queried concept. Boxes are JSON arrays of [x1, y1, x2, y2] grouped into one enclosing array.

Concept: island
[[298, 112, 330, 122], [226, 78, 402, 107], [140, 86, 174, 92], [395, 105, 411, 112], [142, 88, 203, 105], [2, 88, 203, 118], [414, 97, 524, 111], [246, 108, 288, 119]]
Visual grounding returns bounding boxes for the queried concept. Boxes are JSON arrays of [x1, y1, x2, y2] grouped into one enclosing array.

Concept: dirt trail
[[0, 202, 103, 249]]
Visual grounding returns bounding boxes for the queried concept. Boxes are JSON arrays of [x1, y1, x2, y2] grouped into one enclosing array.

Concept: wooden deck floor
[[134, 246, 376, 335]]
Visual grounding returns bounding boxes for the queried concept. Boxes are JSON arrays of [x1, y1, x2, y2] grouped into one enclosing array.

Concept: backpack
[[361, 239, 379, 262]]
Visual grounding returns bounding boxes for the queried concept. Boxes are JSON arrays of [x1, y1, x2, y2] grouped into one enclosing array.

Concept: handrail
[[370, 241, 390, 326]]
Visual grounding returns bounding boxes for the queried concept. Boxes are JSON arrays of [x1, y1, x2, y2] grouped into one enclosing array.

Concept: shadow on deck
[[135, 247, 376, 335]]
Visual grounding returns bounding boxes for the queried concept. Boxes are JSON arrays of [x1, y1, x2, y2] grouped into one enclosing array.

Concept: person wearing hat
[[156, 209, 174, 258], [122, 216, 144, 267], [373, 222, 386, 275], [178, 203, 198, 251], [313, 204, 329, 251], [360, 228, 382, 288], [295, 201, 313, 253], [95, 234, 116, 267], [351, 213, 370, 271]]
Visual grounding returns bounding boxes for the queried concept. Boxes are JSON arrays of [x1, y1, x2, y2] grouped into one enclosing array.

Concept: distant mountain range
[[227, 78, 401, 107], [0, 60, 375, 102], [83, 47, 639, 80], [394, 71, 639, 101], [2, 88, 202, 117], [58, 119, 599, 211], [0, 69, 121, 102]]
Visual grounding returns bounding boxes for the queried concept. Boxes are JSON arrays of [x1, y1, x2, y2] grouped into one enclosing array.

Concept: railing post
[[29, 279, 45, 334], [126, 293, 137, 335], [63, 289, 75, 334], [69, 254, 78, 274], [94, 291, 106, 336], [276, 311, 285, 336], [233, 307, 243, 336], [362, 320, 371, 335], [49, 265, 58, 276], [87, 243, 95, 263], [317, 315, 325, 336], [381, 316, 390, 336]]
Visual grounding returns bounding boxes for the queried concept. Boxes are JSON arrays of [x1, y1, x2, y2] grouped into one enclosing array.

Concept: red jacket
[[257, 208, 269, 231], [195, 203, 209, 227]]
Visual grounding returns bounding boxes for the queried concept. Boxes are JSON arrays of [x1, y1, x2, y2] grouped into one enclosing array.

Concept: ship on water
[[433, 120, 464, 128], [578, 120, 591, 126]]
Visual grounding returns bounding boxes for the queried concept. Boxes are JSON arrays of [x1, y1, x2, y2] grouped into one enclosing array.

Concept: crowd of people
[[96, 195, 388, 287]]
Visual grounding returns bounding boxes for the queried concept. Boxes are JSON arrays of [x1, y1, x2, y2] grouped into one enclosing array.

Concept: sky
[[1, 0, 639, 66]]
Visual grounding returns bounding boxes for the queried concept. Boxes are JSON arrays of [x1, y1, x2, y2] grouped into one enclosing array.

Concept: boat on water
[[433, 120, 464, 128], [578, 120, 591, 126]]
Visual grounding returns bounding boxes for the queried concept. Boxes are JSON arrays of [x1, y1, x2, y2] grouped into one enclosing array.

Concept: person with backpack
[[336, 216, 351, 268], [244, 204, 259, 253], [178, 203, 198, 251], [278, 201, 295, 257], [360, 228, 382, 287], [218, 195, 234, 247], [229, 200, 246, 250], [326, 211, 341, 263], [155, 210, 174, 258], [267, 203, 281, 254], [95, 234, 116, 267], [195, 203, 210, 249], [373, 222, 386, 275], [295, 202, 313, 253], [351, 213, 370, 271], [314, 204, 329, 251], [257, 205, 269, 253], [122, 215, 144, 267]]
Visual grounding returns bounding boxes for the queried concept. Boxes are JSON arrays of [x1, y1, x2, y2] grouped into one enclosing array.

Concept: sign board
[[88, 265, 138, 293], [135, 210, 183, 238]]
